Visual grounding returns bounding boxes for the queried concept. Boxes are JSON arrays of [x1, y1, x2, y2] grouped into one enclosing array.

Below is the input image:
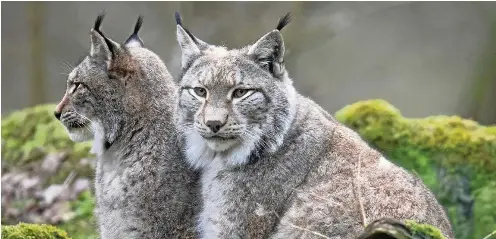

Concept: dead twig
[[265, 207, 330, 239], [285, 223, 331, 239], [482, 229, 496, 239], [354, 150, 367, 227]]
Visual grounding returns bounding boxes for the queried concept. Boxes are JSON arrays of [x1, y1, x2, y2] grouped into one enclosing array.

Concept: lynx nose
[[54, 111, 62, 120], [206, 120, 225, 133]]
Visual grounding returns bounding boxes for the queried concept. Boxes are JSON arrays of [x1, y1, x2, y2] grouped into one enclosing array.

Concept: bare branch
[[482, 229, 496, 239], [285, 223, 331, 239], [354, 150, 367, 227]]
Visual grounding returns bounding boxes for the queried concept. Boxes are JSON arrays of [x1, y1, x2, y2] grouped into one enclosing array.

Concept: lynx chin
[[174, 12, 455, 239], [55, 13, 198, 239]]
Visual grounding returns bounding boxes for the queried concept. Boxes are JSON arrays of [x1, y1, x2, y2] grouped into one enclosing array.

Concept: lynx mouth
[[66, 121, 89, 129], [204, 135, 237, 141], [62, 119, 94, 142], [202, 135, 239, 152], [60, 112, 90, 130]]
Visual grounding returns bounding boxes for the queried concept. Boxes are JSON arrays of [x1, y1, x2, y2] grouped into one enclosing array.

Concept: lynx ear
[[248, 30, 286, 77], [89, 12, 121, 66], [124, 15, 144, 48], [175, 12, 211, 69], [176, 24, 200, 69], [248, 13, 291, 78]]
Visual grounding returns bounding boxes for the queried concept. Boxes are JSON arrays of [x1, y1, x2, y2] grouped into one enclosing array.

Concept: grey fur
[[55, 14, 199, 239], [174, 14, 454, 239]]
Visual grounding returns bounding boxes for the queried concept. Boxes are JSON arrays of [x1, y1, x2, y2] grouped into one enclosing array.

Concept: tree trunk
[[28, 2, 46, 106], [462, 21, 496, 124]]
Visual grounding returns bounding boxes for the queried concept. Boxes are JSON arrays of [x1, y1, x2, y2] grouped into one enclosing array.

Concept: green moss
[[405, 220, 446, 239], [358, 218, 446, 239], [1, 223, 71, 239], [334, 99, 496, 189], [59, 190, 97, 239], [335, 99, 496, 239], [335, 99, 496, 176], [472, 181, 496, 238]]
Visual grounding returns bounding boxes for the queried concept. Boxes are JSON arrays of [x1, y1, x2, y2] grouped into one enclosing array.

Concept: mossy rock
[[1, 223, 71, 239], [405, 220, 447, 239], [357, 218, 446, 239], [1, 104, 93, 184], [335, 99, 496, 178], [335, 99, 496, 239], [1, 104, 97, 239]]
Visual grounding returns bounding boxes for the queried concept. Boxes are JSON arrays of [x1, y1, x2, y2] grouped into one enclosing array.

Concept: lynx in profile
[[54, 14, 198, 238], [173, 12, 454, 239]]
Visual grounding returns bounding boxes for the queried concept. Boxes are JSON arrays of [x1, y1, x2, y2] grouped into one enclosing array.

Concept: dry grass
[[353, 150, 367, 227], [285, 223, 331, 239], [482, 229, 496, 239]]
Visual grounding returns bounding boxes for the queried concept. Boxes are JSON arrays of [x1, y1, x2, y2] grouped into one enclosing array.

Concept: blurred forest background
[[1, 2, 496, 239]]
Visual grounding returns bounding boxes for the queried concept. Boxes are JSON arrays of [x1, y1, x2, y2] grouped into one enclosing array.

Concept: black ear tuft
[[133, 15, 144, 35], [175, 11, 182, 26], [276, 12, 291, 31], [94, 11, 106, 36], [174, 12, 199, 45], [92, 11, 116, 57], [124, 15, 144, 47]]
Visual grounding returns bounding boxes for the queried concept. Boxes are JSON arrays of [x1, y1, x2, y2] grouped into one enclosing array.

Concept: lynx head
[[55, 13, 170, 155], [175, 12, 297, 168]]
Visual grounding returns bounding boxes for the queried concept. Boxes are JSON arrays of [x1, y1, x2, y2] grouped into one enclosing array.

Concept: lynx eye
[[189, 87, 207, 99], [232, 89, 253, 99]]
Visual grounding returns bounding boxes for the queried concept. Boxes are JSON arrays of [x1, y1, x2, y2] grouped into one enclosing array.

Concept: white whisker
[[172, 123, 194, 145], [242, 129, 269, 150], [62, 60, 74, 69], [240, 129, 270, 159], [60, 60, 74, 74], [72, 110, 96, 133]]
